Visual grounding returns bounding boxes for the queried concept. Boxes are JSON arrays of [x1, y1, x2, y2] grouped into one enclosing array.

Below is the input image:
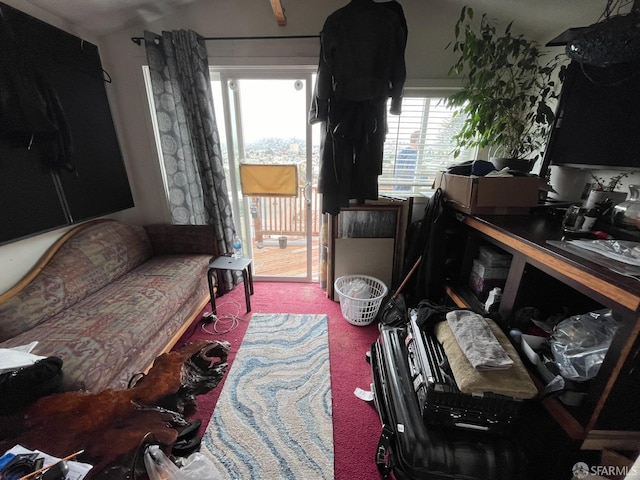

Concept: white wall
[[0, 0, 628, 293]]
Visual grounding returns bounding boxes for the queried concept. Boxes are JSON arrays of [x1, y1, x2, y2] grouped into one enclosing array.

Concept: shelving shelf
[[443, 209, 640, 451]]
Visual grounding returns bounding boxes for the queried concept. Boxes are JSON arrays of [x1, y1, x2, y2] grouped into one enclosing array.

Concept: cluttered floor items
[[0, 440, 222, 480], [0, 344, 64, 416], [0, 446, 90, 480], [372, 303, 534, 479], [370, 293, 626, 479], [0, 340, 229, 480]]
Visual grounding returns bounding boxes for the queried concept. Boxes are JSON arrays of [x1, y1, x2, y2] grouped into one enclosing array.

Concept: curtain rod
[[131, 34, 319, 45]]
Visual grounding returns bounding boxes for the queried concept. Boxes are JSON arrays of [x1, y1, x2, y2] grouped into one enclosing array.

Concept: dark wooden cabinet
[[444, 209, 640, 451]]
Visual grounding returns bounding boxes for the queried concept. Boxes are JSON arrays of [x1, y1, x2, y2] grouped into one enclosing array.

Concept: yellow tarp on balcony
[[239, 164, 298, 197]]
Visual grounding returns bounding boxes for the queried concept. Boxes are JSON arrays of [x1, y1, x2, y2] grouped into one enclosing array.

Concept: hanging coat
[[310, 0, 407, 214], [0, 13, 74, 172]]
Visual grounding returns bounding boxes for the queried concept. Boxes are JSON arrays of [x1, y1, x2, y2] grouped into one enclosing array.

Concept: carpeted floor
[[174, 281, 596, 480], [174, 282, 381, 480]]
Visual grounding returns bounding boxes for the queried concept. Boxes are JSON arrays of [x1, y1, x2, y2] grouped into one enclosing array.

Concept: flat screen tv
[[542, 60, 640, 172]]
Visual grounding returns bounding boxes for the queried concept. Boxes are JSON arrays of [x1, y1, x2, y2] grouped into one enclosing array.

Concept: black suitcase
[[407, 315, 523, 434], [371, 324, 528, 479]]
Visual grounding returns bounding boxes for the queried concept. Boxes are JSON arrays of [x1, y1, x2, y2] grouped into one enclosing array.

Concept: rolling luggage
[[371, 324, 528, 479], [407, 314, 523, 435]]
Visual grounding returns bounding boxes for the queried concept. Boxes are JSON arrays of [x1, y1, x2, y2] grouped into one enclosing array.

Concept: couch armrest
[[144, 224, 219, 256]]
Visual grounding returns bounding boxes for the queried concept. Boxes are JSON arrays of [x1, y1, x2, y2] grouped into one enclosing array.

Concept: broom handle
[[392, 255, 422, 300]]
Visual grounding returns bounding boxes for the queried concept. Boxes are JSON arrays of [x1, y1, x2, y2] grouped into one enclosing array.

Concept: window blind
[[380, 96, 475, 195]]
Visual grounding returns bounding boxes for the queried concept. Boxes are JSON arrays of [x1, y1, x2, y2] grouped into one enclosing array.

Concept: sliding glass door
[[210, 67, 319, 282]]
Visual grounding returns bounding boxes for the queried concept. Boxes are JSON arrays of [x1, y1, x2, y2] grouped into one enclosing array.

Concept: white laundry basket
[[334, 275, 388, 326]]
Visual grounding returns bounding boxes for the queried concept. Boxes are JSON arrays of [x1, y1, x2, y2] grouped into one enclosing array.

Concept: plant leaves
[[445, 6, 567, 160]]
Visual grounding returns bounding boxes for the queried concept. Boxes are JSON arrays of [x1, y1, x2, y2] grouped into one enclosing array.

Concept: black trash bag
[[377, 256, 422, 327], [0, 356, 64, 415], [377, 293, 408, 327]]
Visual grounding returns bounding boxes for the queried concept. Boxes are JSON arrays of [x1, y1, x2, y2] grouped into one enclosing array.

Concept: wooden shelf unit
[[444, 209, 640, 451]]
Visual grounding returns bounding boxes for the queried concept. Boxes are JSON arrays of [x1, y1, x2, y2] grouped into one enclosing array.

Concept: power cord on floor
[[201, 301, 243, 335]]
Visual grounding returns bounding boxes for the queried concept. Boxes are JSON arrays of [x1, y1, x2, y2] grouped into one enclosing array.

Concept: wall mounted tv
[[542, 60, 640, 171], [0, 2, 133, 245]]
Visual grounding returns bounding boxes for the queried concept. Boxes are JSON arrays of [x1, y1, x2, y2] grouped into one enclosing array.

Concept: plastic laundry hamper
[[334, 275, 388, 326]]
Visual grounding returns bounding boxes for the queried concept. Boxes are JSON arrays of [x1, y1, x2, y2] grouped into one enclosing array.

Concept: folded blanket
[[446, 310, 514, 370], [435, 319, 538, 399]]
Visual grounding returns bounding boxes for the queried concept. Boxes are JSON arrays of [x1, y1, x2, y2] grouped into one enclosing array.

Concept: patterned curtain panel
[[144, 29, 237, 289]]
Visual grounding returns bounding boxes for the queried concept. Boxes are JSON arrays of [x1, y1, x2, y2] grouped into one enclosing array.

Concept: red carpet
[[174, 281, 382, 480]]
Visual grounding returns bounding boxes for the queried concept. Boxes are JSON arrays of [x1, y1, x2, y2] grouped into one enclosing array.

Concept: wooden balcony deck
[[243, 187, 322, 279], [251, 236, 320, 278]]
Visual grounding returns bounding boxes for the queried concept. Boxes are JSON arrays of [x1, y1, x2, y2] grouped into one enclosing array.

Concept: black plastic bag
[[378, 293, 408, 327], [0, 356, 63, 415]]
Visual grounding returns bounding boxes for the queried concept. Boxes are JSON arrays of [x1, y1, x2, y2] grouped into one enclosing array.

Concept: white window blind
[[380, 95, 475, 195]]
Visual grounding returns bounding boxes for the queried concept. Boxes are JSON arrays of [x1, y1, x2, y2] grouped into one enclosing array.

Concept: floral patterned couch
[[0, 219, 218, 393]]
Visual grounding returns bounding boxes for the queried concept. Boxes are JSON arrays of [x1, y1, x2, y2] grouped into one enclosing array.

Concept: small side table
[[207, 256, 254, 314]]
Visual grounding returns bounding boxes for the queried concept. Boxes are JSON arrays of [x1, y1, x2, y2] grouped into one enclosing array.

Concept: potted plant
[[446, 6, 566, 171], [585, 171, 633, 208], [589, 171, 634, 192], [278, 226, 288, 249]]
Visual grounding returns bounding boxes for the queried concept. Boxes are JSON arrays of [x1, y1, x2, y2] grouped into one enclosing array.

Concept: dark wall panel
[[0, 140, 68, 244], [52, 51, 134, 222], [0, 2, 134, 243]]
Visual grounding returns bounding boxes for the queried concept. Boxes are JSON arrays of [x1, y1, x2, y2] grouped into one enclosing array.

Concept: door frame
[[214, 66, 317, 282]]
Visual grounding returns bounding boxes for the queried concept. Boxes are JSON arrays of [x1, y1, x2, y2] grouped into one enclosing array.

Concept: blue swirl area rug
[[201, 313, 333, 479]]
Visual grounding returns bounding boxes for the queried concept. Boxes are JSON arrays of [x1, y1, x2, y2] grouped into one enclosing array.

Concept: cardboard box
[[433, 172, 540, 215]]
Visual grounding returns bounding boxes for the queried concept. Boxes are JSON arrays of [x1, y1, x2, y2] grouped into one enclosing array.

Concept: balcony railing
[[249, 186, 321, 243]]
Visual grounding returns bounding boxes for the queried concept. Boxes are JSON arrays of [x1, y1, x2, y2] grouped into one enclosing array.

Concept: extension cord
[[199, 301, 243, 335]]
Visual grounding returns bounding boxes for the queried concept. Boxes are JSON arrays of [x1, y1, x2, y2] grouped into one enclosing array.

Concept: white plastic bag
[[177, 452, 224, 480], [343, 278, 371, 320], [144, 445, 188, 480], [344, 278, 371, 300], [550, 309, 623, 381]]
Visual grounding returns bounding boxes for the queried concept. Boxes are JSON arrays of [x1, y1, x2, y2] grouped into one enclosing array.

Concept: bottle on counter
[[232, 234, 243, 258], [485, 287, 502, 313]]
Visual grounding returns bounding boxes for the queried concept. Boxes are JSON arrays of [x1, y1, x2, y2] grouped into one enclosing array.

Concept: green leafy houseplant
[[590, 171, 634, 191], [446, 6, 566, 164], [584, 171, 634, 210]]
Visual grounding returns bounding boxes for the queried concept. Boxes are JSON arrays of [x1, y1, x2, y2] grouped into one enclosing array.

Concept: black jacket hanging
[[310, 0, 407, 214]]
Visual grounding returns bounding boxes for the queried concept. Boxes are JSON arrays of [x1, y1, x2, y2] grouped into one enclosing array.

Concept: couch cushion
[[0, 253, 211, 392], [0, 221, 153, 343]]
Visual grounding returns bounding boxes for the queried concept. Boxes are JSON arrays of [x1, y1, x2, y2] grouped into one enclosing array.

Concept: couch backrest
[[0, 220, 153, 342]]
